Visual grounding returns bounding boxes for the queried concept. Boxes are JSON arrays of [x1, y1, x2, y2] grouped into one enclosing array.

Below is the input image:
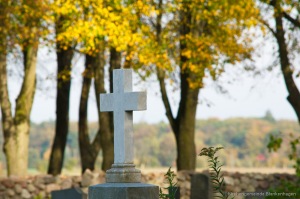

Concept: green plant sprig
[[268, 133, 300, 177], [199, 147, 233, 199], [266, 133, 300, 196], [159, 167, 178, 199]]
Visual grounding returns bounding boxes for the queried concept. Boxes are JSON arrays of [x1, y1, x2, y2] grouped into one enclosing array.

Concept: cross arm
[[100, 93, 114, 112], [124, 92, 147, 111]]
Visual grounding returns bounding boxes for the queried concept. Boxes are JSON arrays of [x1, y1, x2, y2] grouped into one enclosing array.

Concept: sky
[[28, 67, 298, 124], [5, 37, 300, 124], [27, 52, 299, 123]]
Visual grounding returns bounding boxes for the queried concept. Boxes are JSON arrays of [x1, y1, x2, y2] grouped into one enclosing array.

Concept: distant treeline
[[1, 115, 299, 172]]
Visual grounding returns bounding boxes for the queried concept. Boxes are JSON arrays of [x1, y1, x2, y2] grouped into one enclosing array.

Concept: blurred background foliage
[[0, 111, 298, 174]]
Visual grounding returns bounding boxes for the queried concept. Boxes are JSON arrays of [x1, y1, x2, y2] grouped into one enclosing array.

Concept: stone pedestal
[[89, 69, 158, 199], [88, 183, 159, 199], [106, 163, 141, 183]]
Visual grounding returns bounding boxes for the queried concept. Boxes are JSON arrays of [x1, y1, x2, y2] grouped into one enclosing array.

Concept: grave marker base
[[106, 163, 141, 183], [89, 183, 158, 199]]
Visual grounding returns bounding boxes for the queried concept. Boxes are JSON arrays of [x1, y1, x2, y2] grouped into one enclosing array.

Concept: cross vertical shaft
[[100, 69, 146, 182]]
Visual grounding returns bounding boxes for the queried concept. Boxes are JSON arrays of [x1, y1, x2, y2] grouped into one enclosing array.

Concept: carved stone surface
[[89, 69, 158, 199], [51, 188, 87, 199], [190, 174, 212, 199], [89, 183, 159, 199], [100, 69, 146, 183], [106, 164, 141, 183]]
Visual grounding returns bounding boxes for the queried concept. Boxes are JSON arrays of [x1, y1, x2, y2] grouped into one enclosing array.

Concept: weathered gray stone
[[233, 186, 242, 193], [21, 189, 31, 199], [247, 185, 256, 192], [100, 69, 146, 164], [0, 185, 5, 191], [89, 183, 158, 199], [81, 169, 94, 187], [51, 188, 87, 199], [14, 184, 22, 194], [33, 176, 45, 186], [2, 179, 14, 188], [72, 176, 82, 188], [258, 180, 269, 189], [190, 174, 212, 199], [73, 176, 82, 183], [241, 176, 250, 184], [36, 183, 45, 190], [224, 176, 235, 186], [27, 184, 36, 193], [181, 181, 190, 190], [89, 69, 157, 199], [45, 183, 60, 194], [60, 178, 73, 190], [12, 195, 22, 199], [226, 185, 235, 192], [250, 179, 258, 188], [6, 189, 14, 197], [254, 174, 264, 180], [106, 163, 141, 183], [81, 170, 101, 187], [43, 175, 56, 184], [81, 187, 88, 195], [100, 69, 146, 183]]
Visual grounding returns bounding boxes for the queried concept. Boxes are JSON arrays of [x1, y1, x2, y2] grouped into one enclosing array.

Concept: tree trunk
[[156, 1, 198, 171], [274, 2, 300, 125], [48, 17, 74, 175], [175, 72, 199, 170], [173, 7, 198, 171], [109, 47, 122, 93], [79, 54, 96, 172], [0, 40, 15, 176], [94, 46, 114, 171], [0, 42, 38, 176], [78, 49, 114, 173], [157, 70, 199, 171]]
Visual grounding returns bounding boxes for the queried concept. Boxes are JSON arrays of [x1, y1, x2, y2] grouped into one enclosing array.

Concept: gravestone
[[51, 188, 87, 199], [88, 69, 159, 199], [190, 173, 212, 199]]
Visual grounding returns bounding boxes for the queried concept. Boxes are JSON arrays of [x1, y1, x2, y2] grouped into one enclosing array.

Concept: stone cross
[[100, 69, 146, 183]]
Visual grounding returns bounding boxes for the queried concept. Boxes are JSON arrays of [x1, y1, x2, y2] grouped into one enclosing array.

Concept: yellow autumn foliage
[[1, 0, 261, 86], [117, 0, 260, 87], [51, 0, 155, 56], [0, 0, 51, 51]]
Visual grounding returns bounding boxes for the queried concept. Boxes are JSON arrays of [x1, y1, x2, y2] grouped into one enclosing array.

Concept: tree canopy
[[1, 0, 299, 175]]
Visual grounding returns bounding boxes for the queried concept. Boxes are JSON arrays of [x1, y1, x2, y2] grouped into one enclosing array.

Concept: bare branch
[[283, 12, 300, 29], [260, 19, 277, 37], [156, 68, 176, 132]]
